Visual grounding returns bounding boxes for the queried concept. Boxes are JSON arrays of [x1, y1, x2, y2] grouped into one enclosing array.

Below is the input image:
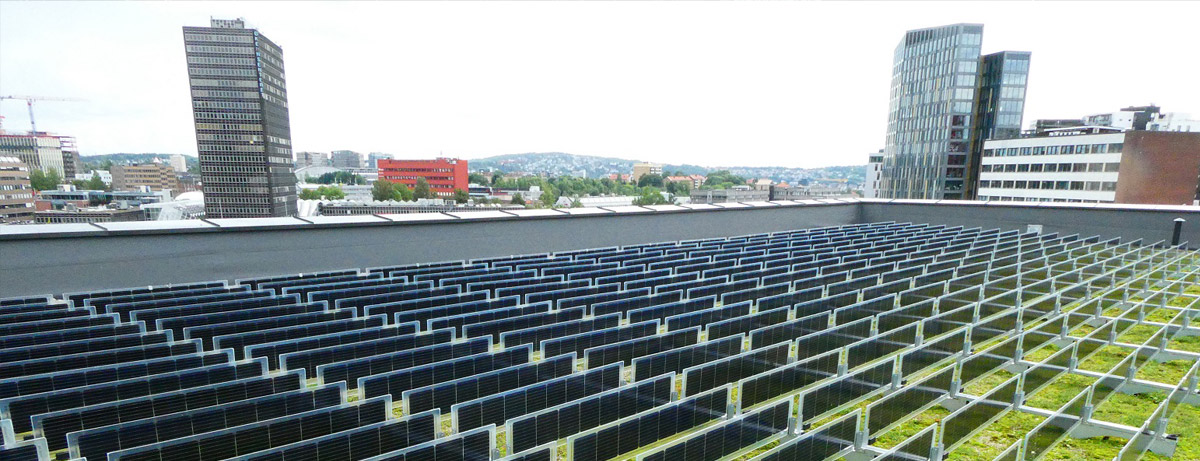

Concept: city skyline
[[2, 1, 1198, 168]]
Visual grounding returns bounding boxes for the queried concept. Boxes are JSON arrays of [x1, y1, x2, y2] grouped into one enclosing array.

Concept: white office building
[[978, 127, 1124, 203]]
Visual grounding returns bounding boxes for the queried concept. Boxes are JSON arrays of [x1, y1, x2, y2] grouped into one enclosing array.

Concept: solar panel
[[391, 297, 518, 328], [0, 294, 52, 307], [704, 306, 789, 340], [67, 281, 228, 309], [665, 302, 753, 332], [23, 359, 269, 449], [106, 395, 392, 461], [331, 284, 459, 315], [681, 340, 790, 397], [640, 396, 792, 461], [583, 327, 699, 369], [737, 348, 840, 410], [623, 272, 697, 291], [832, 294, 897, 325], [686, 277, 757, 300], [845, 323, 918, 369], [236, 269, 362, 290], [67, 384, 346, 461], [357, 343, 526, 399], [318, 336, 497, 389], [451, 361, 622, 432], [0, 339, 201, 380], [369, 260, 474, 277], [497, 443, 555, 461], [655, 275, 728, 295], [556, 288, 652, 310], [566, 384, 730, 461], [213, 315, 389, 360], [263, 272, 383, 295], [748, 311, 831, 350], [463, 306, 583, 341], [793, 316, 872, 358], [0, 330, 172, 364], [798, 357, 894, 424], [401, 353, 575, 414], [0, 349, 232, 400], [364, 291, 491, 319], [222, 409, 441, 461], [427, 302, 551, 336], [158, 302, 328, 337], [100, 288, 264, 319], [505, 372, 674, 454], [29, 370, 307, 454], [439, 269, 536, 289], [496, 279, 591, 301], [0, 312, 116, 336], [126, 293, 299, 328], [0, 433, 49, 461], [0, 307, 93, 325], [277, 325, 447, 376], [309, 281, 436, 307], [624, 297, 717, 324], [539, 320, 660, 358], [525, 283, 622, 307], [753, 409, 858, 461], [573, 265, 656, 283], [631, 334, 743, 381], [590, 291, 684, 318], [541, 261, 619, 277], [183, 308, 359, 350], [791, 290, 861, 319], [720, 281, 790, 306], [498, 313, 621, 349], [361, 424, 493, 461]]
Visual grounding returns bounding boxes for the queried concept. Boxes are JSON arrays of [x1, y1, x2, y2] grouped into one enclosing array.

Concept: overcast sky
[[1, 1, 1197, 168]]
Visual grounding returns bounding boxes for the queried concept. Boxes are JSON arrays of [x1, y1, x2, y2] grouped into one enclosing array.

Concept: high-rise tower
[[183, 18, 297, 218], [879, 24, 1030, 200]]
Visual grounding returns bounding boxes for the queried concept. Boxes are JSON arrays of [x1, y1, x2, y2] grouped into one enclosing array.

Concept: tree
[[633, 189, 668, 206], [29, 169, 62, 191], [314, 171, 365, 185], [299, 189, 320, 200], [372, 180, 396, 201], [704, 170, 747, 188], [637, 173, 664, 188], [665, 180, 689, 195], [395, 183, 414, 201], [468, 173, 489, 185], [491, 172, 502, 186], [571, 198, 583, 208], [86, 172, 108, 191], [511, 193, 525, 206], [412, 177, 433, 199], [453, 189, 469, 204]]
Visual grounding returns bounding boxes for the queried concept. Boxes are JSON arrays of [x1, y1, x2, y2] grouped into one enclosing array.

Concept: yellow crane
[[0, 95, 85, 134]]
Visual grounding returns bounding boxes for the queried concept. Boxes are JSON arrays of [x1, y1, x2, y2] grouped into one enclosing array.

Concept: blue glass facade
[[880, 24, 1030, 200]]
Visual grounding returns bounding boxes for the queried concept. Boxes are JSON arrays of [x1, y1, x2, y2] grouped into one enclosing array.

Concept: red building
[[377, 158, 469, 197]]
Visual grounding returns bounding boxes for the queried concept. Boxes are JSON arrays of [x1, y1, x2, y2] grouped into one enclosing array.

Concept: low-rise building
[[979, 128, 1200, 204], [330, 150, 363, 169], [0, 156, 35, 223], [864, 150, 883, 198], [554, 195, 638, 208], [689, 187, 769, 204], [35, 206, 144, 224], [36, 188, 169, 211], [74, 170, 113, 185], [315, 199, 501, 216], [111, 163, 178, 194], [631, 163, 663, 183]]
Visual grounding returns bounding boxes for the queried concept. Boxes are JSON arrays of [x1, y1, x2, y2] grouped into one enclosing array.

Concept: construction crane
[[0, 95, 84, 134]]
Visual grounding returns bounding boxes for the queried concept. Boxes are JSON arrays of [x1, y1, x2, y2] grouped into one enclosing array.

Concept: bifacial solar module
[[505, 372, 674, 454], [704, 306, 789, 340], [567, 384, 730, 461], [0, 349, 231, 400], [463, 306, 582, 341], [402, 353, 576, 414], [451, 361, 622, 432], [223, 409, 441, 461], [357, 343, 526, 399], [640, 397, 792, 461], [665, 301, 754, 332], [738, 348, 840, 409], [364, 291, 492, 319], [67, 384, 346, 461], [182, 308, 359, 350], [539, 320, 660, 358], [426, 302, 551, 336], [361, 424, 494, 461], [0, 314, 118, 338], [236, 269, 361, 290], [681, 340, 791, 397], [213, 315, 388, 360], [624, 297, 718, 324], [157, 302, 329, 337], [498, 313, 621, 349], [277, 326, 448, 376], [753, 409, 858, 461], [106, 395, 392, 461], [317, 336, 496, 389], [583, 327, 699, 369], [0, 330, 172, 364], [0, 340, 201, 380], [631, 334, 743, 381]]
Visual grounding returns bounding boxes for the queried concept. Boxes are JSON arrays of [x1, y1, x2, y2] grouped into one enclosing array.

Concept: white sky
[[1, 1, 1197, 168]]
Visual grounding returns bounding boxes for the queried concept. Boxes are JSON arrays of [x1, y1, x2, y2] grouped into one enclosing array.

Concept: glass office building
[[183, 18, 298, 218], [880, 24, 1030, 200]]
